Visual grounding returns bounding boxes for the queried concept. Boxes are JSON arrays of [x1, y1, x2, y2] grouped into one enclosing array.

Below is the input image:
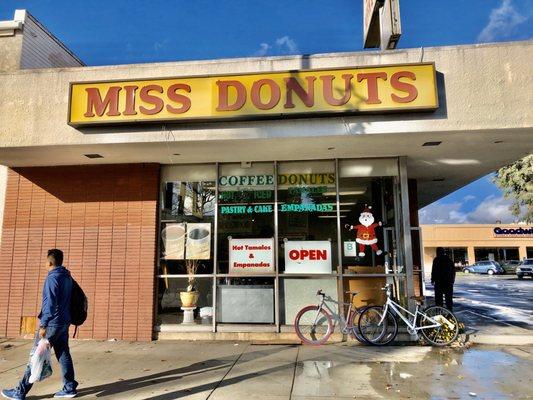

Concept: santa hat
[[362, 205, 373, 214]]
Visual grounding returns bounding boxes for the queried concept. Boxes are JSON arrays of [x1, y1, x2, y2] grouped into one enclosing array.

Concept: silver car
[[516, 259, 533, 279], [463, 260, 504, 275]]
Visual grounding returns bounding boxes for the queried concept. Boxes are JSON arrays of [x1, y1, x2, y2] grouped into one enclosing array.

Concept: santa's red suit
[[353, 223, 379, 253]]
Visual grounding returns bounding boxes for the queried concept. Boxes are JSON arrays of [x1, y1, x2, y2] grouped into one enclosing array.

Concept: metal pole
[[335, 159, 344, 326], [398, 157, 415, 311], [212, 162, 219, 333], [274, 161, 280, 332]]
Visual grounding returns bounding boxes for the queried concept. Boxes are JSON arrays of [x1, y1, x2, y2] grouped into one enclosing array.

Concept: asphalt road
[[426, 274, 533, 330]]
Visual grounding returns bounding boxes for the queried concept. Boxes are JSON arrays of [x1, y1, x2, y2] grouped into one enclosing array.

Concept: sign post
[[363, 0, 383, 48], [363, 0, 402, 50], [380, 0, 402, 51]]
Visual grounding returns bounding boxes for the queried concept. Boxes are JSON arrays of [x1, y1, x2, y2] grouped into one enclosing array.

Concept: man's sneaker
[[53, 390, 77, 398], [1, 389, 24, 400]]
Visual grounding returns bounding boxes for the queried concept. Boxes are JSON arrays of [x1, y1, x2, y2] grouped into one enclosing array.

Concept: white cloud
[[420, 195, 519, 224], [478, 0, 529, 42], [465, 195, 517, 223], [275, 36, 299, 54], [419, 202, 467, 224], [463, 195, 476, 202], [253, 36, 299, 56], [255, 43, 271, 56]]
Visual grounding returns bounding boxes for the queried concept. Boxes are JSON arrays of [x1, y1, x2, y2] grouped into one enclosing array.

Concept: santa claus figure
[[345, 205, 382, 257]]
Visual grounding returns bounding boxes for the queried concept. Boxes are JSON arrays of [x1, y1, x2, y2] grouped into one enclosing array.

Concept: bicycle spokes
[[419, 306, 459, 346], [294, 306, 333, 345]]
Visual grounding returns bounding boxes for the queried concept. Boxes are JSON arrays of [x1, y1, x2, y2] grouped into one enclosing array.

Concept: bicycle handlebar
[[316, 289, 325, 297]]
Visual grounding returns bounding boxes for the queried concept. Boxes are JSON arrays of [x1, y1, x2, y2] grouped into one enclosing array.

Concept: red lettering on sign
[[357, 72, 387, 104], [284, 76, 316, 108], [84, 87, 121, 117], [216, 80, 246, 111], [321, 74, 353, 106], [122, 85, 138, 116], [167, 83, 192, 114], [139, 84, 164, 115], [288, 249, 328, 260], [251, 79, 281, 110], [390, 71, 418, 103]]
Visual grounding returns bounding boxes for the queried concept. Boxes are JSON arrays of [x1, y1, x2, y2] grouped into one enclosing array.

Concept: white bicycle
[[358, 284, 459, 346]]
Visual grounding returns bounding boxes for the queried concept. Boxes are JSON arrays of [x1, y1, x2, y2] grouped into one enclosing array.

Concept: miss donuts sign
[[69, 63, 438, 126]]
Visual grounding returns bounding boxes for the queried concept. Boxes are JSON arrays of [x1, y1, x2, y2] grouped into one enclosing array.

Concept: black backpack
[[70, 278, 88, 337]]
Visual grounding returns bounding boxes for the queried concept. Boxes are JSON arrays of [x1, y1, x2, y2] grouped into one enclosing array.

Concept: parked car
[[463, 260, 504, 275], [501, 260, 521, 274], [516, 259, 533, 279]]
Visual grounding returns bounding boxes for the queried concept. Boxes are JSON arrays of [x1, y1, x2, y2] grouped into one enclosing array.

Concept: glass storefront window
[[278, 160, 338, 274], [474, 247, 519, 263], [342, 275, 407, 309], [159, 164, 216, 275], [157, 277, 213, 325], [217, 162, 275, 274], [339, 159, 398, 275], [156, 158, 407, 329]]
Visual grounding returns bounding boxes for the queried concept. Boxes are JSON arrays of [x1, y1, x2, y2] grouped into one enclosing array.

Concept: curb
[[467, 333, 533, 346]]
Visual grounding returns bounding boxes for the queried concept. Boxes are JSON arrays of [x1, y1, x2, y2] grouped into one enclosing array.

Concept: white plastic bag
[[28, 339, 53, 383]]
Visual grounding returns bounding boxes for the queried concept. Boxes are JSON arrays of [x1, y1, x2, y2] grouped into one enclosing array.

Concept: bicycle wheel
[[348, 307, 368, 344], [419, 306, 459, 346], [294, 305, 333, 345], [358, 306, 398, 345]]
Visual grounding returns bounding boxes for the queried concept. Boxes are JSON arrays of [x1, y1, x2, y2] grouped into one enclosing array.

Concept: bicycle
[[294, 289, 369, 345], [358, 284, 459, 346]]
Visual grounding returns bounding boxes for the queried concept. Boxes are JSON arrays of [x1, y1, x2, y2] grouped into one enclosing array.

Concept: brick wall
[[0, 164, 159, 341]]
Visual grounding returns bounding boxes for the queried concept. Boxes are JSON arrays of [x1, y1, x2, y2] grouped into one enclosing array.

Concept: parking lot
[[426, 274, 533, 330]]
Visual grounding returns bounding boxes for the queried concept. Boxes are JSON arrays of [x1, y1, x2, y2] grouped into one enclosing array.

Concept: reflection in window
[[217, 162, 275, 274], [339, 159, 397, 274], [160, 165, 216, 275], [157, 277, 213, 325], [277, 161, 338, 273]]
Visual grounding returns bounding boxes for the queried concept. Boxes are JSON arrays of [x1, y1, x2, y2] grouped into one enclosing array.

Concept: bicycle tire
[[418, 306, 459, 346], [294, 305, 333, 345], [358, 306, 398, 345], [348, 306, 369, 344]]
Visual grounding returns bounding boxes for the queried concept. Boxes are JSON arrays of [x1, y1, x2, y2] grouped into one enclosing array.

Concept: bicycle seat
[[410, 295, 425, 303]]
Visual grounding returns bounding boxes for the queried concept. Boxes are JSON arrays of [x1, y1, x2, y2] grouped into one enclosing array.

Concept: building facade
[[422, 224, 533, 274], [0, 10, 532, 340]]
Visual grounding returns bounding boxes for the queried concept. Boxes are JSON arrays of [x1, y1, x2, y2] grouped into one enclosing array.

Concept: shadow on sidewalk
[[31, 345, 296, 399]]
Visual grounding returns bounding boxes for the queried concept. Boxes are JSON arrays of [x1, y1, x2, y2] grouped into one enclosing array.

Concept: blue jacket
[[38, 266, 73, 328]]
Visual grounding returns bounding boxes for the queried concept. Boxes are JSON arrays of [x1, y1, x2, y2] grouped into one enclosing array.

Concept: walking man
[[431, 247, 456, 311], [2, 249, 78, 399]]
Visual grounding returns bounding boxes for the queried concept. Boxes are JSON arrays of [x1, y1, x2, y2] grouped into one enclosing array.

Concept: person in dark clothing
[[2, 249, 78, 400], [431, 247, 456, 311]]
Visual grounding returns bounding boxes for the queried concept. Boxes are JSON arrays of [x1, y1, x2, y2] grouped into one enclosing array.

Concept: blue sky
[[1, 0, 531, 223]]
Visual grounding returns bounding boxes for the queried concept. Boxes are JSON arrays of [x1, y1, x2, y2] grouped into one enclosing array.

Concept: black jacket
[[431, 255, 456, 286]]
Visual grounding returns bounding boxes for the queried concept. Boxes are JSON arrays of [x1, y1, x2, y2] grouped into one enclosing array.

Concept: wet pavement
[[1, 339, 532, 399], [426, 274, 533, 331]]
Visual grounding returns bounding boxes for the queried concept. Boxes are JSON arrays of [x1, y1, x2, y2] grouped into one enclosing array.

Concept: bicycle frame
[[313, 295, 358, 335], [380, 297, 441, 333]]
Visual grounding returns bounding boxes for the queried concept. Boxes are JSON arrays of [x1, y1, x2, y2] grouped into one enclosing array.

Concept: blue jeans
[[17, 325, 78, 396]]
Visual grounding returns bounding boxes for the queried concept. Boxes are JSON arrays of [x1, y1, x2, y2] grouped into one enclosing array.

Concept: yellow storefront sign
[[69, 63, 438, 126]]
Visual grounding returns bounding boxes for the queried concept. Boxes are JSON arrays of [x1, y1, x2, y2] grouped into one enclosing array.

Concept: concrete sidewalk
[[1, 339, 532, 399]]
